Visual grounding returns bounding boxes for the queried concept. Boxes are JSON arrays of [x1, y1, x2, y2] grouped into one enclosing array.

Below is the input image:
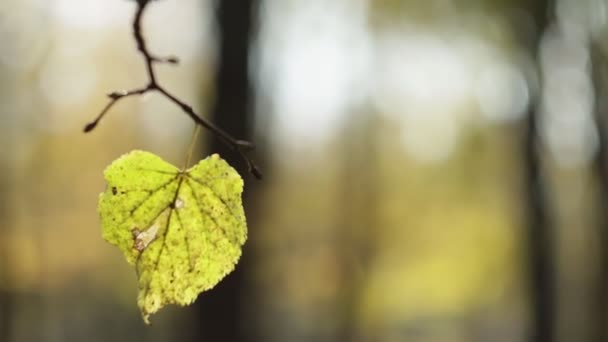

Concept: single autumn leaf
[[99, 150, 247, 324]]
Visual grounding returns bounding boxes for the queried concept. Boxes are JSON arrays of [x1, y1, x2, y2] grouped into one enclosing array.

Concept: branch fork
[[84, 0, 261, 179]]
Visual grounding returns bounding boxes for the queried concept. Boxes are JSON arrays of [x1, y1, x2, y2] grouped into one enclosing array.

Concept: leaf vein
[[184, 179, 236, 245], [185, 173, 239, 220], [175, 209, 194, 272]]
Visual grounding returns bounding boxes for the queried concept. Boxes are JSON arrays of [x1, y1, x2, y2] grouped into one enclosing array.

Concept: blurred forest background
[[2, 0, 608, 341]]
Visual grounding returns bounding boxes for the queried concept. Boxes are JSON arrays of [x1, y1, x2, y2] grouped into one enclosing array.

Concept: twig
[[83, 0, 261, 179]]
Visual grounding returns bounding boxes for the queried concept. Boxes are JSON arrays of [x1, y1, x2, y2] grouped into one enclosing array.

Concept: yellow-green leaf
[[98, 150, 247, 324]]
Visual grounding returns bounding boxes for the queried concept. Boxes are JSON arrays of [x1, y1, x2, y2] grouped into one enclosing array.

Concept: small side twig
[[84, 0, 261, 179]]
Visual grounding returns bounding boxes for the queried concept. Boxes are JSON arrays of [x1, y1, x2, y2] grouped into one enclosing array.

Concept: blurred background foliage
[[2, 0, 608, 341]]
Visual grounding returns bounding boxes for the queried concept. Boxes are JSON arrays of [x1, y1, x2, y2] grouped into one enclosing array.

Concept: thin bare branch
[[84, 87, 149, 133], [151, 55, 179, 64], [83, 0, 261, 179]]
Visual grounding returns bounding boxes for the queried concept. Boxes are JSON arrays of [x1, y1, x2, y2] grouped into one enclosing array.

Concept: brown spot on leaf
[[134, 239, 146, 252], [132, 224, 160, 252]]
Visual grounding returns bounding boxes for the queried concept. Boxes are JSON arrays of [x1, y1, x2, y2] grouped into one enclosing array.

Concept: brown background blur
[[1, 0, 608, 341]]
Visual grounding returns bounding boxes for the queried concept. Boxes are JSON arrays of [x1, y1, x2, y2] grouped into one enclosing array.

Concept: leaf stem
[[183, 125, 201, 170]]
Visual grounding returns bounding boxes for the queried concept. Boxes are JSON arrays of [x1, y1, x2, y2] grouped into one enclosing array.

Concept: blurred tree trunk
[[517, 1, 554, 342], [0, 64, 16, 342], [194, 0, 260, 341], [590, 41, 608, 342], [336, 108, 378, 342], [0, 162, 12, 342]]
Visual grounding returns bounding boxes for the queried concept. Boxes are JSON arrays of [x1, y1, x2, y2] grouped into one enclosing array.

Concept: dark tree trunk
[[523, 87, 555, 342], [518, 1, 554, 342], [590, 41, 608, 342], [194, 0, 259, 341]]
